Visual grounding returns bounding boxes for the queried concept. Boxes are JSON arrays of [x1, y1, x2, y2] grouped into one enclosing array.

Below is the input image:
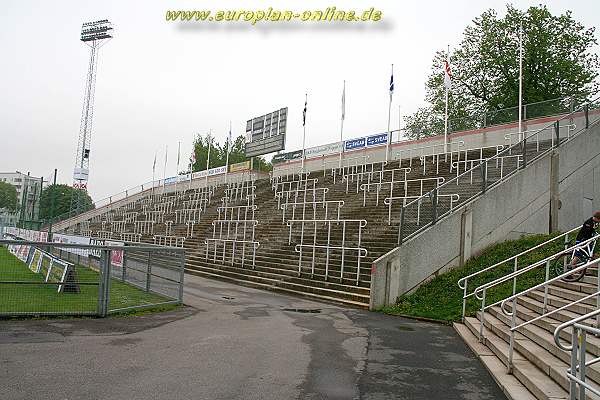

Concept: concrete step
[[464, 316, 569, 400], [454, 322, 537, 400], [185, 267, 369, 308]]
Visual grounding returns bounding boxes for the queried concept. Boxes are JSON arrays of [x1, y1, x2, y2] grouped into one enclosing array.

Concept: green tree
[[189, 133, 272, 173], [404, 4, 599, 139], [0, 181, 18, 211], [39, 184, 94, 221]]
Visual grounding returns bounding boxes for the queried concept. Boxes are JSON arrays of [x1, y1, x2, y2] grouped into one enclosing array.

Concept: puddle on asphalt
[[282, 308, 322, 314], [397, 325, 415, 331]]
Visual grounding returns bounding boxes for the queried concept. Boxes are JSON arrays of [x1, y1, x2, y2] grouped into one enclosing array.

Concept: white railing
[[120, 232, 141, 243], [470, 235, 598, 346], [393, 140, 465, 169], [386, 193, 459, 227], [554, 308, 600, 400], [287, 218, 368, 284], [343, 167, 411, 194], [280, 200, 344, 224], [153, 235, 185, 248], [457, 227, 579, 320], [360, 176, 444, 207]]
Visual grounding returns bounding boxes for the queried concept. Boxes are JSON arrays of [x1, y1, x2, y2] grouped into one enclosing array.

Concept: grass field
[[381, 233, 565, 322], [0, 246, 174, 316]]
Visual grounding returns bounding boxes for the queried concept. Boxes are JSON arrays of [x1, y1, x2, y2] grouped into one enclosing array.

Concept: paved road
[[0, 275, 506, 400]]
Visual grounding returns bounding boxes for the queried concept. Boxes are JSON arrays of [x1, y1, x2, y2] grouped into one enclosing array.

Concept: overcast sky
[[0, 0, 598, 201]]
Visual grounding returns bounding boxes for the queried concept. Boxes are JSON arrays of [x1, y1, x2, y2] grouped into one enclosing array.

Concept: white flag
[[444, 60, 452, 89]]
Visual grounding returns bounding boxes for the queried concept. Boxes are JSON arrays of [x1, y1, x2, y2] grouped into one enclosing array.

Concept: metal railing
[[458, 227, 579, 320], [397, 97, 600, 245], [554, 308, 600, 400], [470, 235, 598, 342], [287, 218, 368, 284], [360, 177, 444, 208], [343, 167, 411, 194], [393, 140, 464, 169], [0, 238, 184, 317]]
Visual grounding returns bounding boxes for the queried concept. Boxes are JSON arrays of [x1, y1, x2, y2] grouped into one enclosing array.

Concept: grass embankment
[[381, 233, 565, 322], [0, 246, 176, 316]]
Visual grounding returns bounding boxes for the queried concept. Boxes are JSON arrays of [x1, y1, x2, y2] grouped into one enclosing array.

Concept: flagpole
[[518, 23, 523, 142], [386, 64, 393, 163], [205, 130, 211, 188], [189, 134, 195, 191], [339, 80, 345, 169], [302, 93, 307, 173], [175, 141, 180, 193], [444, 45, 450, 153], [162, 144, 168, 194], [152, 151, 157, 199], [225, 121, 231, 185]]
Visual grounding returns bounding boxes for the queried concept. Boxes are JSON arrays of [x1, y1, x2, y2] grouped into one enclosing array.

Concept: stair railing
[[472, 236, 597, 338], [554, 308, 600, 400], [458, 227, 579, 320], [397, 96, 600, 245]]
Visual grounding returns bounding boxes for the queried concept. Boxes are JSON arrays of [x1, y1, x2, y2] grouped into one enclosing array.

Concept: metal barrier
[[0, 238, 184, 317], [287, 219, 368, 284], [360, 176, 444, 207], [470, 235, 598, 344], [153, 235, 185, 248], [393, 140, 465, 169], [554, 309, 600, 400], [280, 200, 344, 224], [457, 227, 579, 320], [205, 184, 259, 269], [397, 97, 600, 245], [343, 167, 411, 194]]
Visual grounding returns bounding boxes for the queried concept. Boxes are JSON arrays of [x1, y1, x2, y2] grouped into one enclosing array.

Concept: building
[[0, 171, 44, 226]]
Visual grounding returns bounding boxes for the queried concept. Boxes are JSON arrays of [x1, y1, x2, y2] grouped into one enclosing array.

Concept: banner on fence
[[345, 137, 366, 151], [53, 233, 90, 257], [366, 133, 388, 147], [304, 142, 343, 158], [229, 161, 251, 173], [89, 238, 124, 267]]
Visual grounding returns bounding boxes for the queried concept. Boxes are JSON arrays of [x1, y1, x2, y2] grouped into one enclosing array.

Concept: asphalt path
[[0, 274, 506, 400]]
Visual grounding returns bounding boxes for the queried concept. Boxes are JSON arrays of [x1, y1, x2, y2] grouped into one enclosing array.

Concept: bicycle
[[552, 235, 597, 282]]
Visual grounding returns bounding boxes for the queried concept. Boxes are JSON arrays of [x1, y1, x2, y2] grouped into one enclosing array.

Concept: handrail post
[[508, 299, 517, 374], [570, 328, 578, 398], [480, 161, 487, 193], [585, 104, 589, 129], [398, 206, 405, 245], [479, 288, 486, 342], [554, 120, 560, 148], [521, 136, 527, 169], [462, 279, 468, 321], [431, 188, 438, 225], [543, 260, 550, 313], [579, 328, 587, 400]]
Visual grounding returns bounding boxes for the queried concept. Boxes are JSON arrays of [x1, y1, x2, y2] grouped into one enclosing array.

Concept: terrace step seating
[[71, 141, 545, 308]]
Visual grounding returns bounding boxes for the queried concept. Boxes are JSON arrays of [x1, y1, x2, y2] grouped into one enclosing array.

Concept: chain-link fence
[[0, 237, 184, 317]]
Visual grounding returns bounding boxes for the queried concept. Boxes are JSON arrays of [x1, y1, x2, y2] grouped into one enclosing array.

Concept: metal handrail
[[458, 227, 579, 315], [473, 235, 598, 302], [554, 310, 600, 399], [398, 96, 600, 244]]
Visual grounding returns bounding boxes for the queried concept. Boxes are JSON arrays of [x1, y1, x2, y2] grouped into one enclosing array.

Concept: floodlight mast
[[70, 19, 113, 215]]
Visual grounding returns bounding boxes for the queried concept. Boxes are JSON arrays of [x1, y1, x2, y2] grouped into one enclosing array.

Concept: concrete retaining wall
[[370, 116, 600, 310]]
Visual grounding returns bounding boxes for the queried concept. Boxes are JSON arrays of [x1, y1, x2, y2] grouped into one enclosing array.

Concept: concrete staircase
[[455, 273, 600, 400]]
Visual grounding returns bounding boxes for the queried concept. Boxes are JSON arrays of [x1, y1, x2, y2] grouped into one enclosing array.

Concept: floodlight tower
[[70, 19, 113, 214]]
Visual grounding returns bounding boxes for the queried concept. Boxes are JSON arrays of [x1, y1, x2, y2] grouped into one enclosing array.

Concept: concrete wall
[[370, 116, 600, 310]]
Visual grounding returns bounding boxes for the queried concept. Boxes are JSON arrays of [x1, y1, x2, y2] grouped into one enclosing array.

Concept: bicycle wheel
[[552, 254, 586, 282]]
